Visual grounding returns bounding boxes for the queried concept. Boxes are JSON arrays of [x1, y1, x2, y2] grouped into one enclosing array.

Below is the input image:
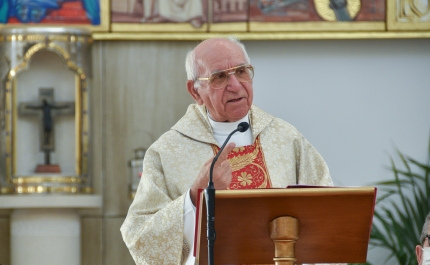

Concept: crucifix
[[18, 88, 75, 173]]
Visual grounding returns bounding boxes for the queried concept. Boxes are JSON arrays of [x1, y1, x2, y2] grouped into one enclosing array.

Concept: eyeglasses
[[424, 234, 430, 246], [197, 64, 254, 89]]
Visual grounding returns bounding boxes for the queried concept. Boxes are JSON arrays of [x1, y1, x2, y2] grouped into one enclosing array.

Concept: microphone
[[237, 121, 249, 133], [206, 121, 249, 265]]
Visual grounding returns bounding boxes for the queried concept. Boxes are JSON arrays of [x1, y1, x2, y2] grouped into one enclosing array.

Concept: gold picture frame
[[0, 0, 110, 32], [111, 23, 208, 32], [249, 21, 385, 32], [209, 22, 247, 32], [387, 0, 430, 31]]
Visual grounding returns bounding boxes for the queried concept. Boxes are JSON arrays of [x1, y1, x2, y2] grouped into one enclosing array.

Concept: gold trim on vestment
[[211, 135, 272, 189]]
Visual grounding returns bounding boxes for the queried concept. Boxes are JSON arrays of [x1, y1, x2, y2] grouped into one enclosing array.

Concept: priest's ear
[[187, 80, 204, 105]]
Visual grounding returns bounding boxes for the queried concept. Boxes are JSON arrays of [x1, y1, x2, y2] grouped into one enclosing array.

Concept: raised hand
[[190, 142, 236, 205]]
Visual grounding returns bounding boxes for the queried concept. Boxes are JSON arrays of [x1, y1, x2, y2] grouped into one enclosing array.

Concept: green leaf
[[369, 135, 430, 265]]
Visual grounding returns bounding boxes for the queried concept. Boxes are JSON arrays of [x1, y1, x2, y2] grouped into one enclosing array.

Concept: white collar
[[207, 112, 250, 135]]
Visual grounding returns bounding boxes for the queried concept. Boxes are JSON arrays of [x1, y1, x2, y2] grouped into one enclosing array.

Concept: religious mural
[[387, 0, 430, 30], [111, 0, 386, 31], [396, 0, 430, 22], [212, 0, 248, 23], [249, 0, 385, 22], [111, 0, 208, 27], [0, 0, 427, 37], [0, 0, 100, 24]]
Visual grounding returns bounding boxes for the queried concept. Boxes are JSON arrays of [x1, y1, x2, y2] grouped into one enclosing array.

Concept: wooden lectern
[[194, 187, 376, 265]]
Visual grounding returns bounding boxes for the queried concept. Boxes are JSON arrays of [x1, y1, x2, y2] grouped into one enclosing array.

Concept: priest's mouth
[[227, 97, 244, 103]]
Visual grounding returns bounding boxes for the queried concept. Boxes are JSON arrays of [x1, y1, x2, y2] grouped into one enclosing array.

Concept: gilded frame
[[111, 23, 209, 32], [387, 0, 430, 31], [2, 42, 91, 194], [249, 21, 385, 32], [209, 22, 248, 32], [0, 0, 110, 32]]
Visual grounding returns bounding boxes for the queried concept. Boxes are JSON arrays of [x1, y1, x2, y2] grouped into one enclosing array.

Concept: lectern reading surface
[[194, 187, 376, 265]]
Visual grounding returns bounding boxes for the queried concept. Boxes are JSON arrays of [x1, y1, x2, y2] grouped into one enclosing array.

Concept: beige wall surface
[[101, 41, 194, 216], [87, 40, 194, 264]]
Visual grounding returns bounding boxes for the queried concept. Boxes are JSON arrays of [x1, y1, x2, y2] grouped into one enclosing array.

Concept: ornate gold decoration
[[92, 31, 430, 40], [0, 34, 92, 43], [209, 22, 247, 32], [13, 176, 82, 184], [1, 185, 92, 194], [111, 22, 208, 32], [230, 147, 258, 171], [314, 0, 361, 21], [2, 34, 91, 194], [211, 136, 272, 190], [255, 163, 269, 188], [238, 172, 253, 186]]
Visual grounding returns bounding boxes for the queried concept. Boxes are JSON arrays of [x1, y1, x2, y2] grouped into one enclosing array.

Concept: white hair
[[185, 36, 251, 89], [420, 212, 430, 245]]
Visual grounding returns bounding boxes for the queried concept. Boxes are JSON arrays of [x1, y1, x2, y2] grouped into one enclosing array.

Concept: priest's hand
[[190, 142, 236, 206]]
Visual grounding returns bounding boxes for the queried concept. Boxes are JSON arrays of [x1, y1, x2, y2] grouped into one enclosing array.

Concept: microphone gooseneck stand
[[206, 121, 249, 265]]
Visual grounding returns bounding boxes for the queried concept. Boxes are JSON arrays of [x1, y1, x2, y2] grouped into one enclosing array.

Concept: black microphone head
[[237, 122, 249, 132]]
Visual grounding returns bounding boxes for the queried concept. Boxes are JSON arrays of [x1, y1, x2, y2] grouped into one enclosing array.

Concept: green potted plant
[[351, 138, 430, 265]]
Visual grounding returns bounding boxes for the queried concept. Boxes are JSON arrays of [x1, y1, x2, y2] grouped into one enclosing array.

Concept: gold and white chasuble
[[121, 104, 334, 265]]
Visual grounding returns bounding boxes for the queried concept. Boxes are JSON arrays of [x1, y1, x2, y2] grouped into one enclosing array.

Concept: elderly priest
[[121, 37, 339, 265]]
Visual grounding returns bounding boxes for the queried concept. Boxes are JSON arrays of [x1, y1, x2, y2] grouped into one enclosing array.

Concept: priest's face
[[187, 39, 253, 122]]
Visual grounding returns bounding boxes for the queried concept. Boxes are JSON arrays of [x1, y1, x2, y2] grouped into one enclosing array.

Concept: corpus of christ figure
[[18, 88, 75, 173]]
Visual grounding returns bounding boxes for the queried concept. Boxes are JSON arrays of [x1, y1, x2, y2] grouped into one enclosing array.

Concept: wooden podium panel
[[195, 187, 376, 265]]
